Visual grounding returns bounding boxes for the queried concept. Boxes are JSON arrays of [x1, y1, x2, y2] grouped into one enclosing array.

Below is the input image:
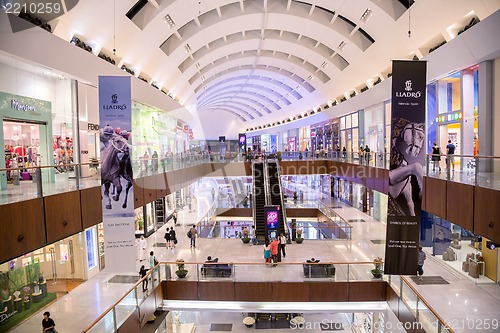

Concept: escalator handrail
[[275, 159, 289, 236]]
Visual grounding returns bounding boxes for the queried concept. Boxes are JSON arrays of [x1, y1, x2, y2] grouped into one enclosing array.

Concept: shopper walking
[[364, 145, 371, 164], [270, 238, 279, 266], [417, 246, 427, 281], [139, 265, 149, 292], [189, 224, 198, 248], [138, 235, 147, 262], [358, 146, 364, 164], [169, 227, 177, 248], [42, 311, 56, 333], [446, 140, 456, 172], [263, 239, 271, 263], [172, 210, 178, 226], [164, 227, 171, 249], [431, 142, 441, 172], [279, 233, 287, 258]]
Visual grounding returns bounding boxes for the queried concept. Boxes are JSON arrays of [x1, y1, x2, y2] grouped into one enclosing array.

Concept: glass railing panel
[[417, 301, 439, 333], [400, 280, 419, 317], [115, 288, 137, 328], [85, 309, 116, 333], [388, 274, 401, 296]]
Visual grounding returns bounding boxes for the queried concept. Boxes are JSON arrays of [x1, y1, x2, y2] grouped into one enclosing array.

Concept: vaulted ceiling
[[48, 0, 499, 136]]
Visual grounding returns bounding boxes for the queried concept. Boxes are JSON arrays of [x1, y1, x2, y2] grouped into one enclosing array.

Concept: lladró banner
[[98, 76, 135, 272], [384, 60, 427, 275]]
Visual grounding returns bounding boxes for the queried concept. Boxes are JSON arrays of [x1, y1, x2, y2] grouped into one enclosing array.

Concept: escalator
[[252, 162, 267, 242], [267, 161, 286, 235]]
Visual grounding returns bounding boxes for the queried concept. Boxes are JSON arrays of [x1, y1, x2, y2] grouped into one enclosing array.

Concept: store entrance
[[438, 123, 460, 170], [3, 120, 44, 182]]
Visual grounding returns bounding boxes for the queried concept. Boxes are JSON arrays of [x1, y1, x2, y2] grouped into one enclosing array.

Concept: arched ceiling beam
[[197, 90, 279, 113]]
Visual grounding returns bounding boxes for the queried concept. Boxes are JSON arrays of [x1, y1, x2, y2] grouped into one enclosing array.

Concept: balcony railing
[[1, 153, 499, 206], [81, 261, 456, 333]]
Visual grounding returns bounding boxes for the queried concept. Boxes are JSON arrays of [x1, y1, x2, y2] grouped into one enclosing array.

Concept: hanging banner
[[384, 60, 427, 275], [239, 133, 247, 153], [219, 136, 226, 158], [99, 76, 135, 272]]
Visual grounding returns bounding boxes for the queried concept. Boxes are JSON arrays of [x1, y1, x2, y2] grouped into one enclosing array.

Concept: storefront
[[0, 92, 54, 188], [427, 65, 479, 170], [298, 125, 310, 152], [363, 103, 385, 153], [420, 211, 499, 283], [339, 111, 362, 155]]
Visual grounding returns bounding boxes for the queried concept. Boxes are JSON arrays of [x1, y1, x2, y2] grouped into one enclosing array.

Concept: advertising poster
[[99, 76, 136, 272], [219, 136, 226, 157], [86, 228, 97, 270], [384, 60, 427, 275], [239, 133, 246, 153], [265, 205, 280, 239]]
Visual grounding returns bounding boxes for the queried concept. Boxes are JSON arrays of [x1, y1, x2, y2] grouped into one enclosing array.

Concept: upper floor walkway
[[9, 192, 500, 333]]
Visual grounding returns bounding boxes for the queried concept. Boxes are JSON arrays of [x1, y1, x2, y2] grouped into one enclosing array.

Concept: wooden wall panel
[[348, 281, 386, 301], [385, 284, 399, 318], [446, 182, 474, 231], [199, 282, 235, 301], [474, 187, 500, 243], [309, 282, 348, 302], [281, 161, 298, 175], [0, 198, 45, 263], [216, 208, 252, 217], [133, 178, 144, 209], [234, 282, 272, 302], [383, 169, 390, 195], [164, 281, 198, 300], [421, 177, 426, 211], [272, 282, 309, 302], [424, 177, 447, 218], [117, 309, 140, 333], [155, 173, 168, 199], [81, 186, 102, 229], [44, 191, 83, 243], [286, 208, 318, 218], [142, 175, 158, 204]]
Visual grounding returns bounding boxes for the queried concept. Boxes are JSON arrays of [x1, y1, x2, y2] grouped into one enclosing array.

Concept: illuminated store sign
[[435, 111, 462, 123]]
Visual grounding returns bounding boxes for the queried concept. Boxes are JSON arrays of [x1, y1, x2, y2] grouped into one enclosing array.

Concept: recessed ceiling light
[[184, 44, 192, 53], [338, 41, 346, 50], [321, 61, 328, 68], [164, 14, 175, 28], [360, 9, 373, 22]]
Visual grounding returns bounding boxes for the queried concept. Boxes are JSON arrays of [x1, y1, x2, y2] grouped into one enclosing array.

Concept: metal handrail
[[275, 159, 289, 236], [399, 275, 455, 333], [81, 260, 381, 332]]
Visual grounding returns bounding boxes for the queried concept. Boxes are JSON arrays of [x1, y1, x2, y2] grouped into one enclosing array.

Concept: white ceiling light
[[360, 9, 373, 22], [321, 61, 328, 68], [164, 14, 175, 28], [338, 41, 346, 50], [184, 44, 192, 53]]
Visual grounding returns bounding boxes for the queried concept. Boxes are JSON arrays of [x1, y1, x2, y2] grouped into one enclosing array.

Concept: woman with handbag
[[263, 239, 271, 263], [42, 311, 57, 333]]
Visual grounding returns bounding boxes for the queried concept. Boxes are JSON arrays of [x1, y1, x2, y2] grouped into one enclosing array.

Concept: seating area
[[303, 259, 335, 278], [250, 313, 300, 329], [200, 263, 233, 277]]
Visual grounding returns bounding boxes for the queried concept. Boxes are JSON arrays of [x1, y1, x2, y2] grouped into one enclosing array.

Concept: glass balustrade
[[1, 153, 499, 206], [82, 263, 456, 333]]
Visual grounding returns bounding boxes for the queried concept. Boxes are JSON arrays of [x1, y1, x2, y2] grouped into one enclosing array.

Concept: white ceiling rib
[[197, 90, 280, 113]]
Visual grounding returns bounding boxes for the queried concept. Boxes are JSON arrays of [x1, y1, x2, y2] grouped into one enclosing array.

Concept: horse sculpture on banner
[[101, 135, 133, 210]]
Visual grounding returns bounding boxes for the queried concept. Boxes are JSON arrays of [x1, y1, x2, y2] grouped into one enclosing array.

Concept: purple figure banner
[[99, 76, 135, 272]]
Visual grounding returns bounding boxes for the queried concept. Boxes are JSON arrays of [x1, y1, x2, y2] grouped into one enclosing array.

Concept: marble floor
[[8, 188, 500, 333]]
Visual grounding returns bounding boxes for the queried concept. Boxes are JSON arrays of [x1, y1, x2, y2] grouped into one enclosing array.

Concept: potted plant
[[371, 257, 383, 278], [175, 259, 188, 278], [243, 316, 255, 328], [295, 229, 304, 244], [241, 229, 251, 243]]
